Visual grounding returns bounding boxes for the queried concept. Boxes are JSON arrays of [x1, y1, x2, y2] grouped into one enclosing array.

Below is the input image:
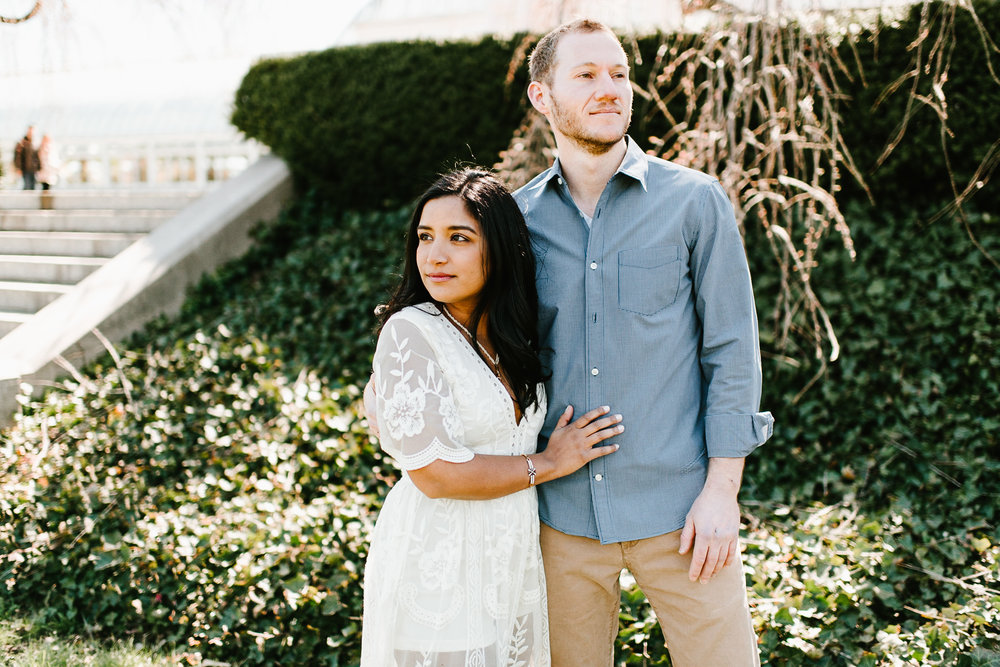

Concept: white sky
[[1, 0, 371, 73], [0, 0, 914, 141], [0, 0, 369, 110]]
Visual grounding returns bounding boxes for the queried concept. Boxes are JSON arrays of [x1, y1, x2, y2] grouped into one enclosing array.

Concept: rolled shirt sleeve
[[705, 413, 775, 458], [691, 181, 775, 459]]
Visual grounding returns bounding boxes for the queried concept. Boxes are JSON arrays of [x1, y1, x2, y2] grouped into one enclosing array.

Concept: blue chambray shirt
[[514, 136, 774, 545]]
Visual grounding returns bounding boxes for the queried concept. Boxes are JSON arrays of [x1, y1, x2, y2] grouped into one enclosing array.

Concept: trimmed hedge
[[232, 38, 529, 210]]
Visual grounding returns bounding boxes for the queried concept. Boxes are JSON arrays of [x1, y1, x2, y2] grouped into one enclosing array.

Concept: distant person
[[13, 125, 40, 190], [37, 134, 60, 190]]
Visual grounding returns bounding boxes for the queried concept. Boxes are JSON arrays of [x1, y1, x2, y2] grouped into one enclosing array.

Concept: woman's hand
[[406, 404, 621, 500], [534, 405, 622, 482]]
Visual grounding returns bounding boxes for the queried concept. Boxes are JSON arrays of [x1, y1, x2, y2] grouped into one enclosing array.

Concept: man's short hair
[[528, 19, 621, 87]]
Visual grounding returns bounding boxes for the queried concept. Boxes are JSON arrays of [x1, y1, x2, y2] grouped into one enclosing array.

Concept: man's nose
[[595, 71, 619, 99]]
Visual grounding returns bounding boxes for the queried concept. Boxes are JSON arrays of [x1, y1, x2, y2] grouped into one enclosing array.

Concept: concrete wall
[[0, 156, 293, 424]]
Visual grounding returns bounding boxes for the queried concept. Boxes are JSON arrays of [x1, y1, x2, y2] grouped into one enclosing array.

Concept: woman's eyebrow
[[418, 224, 479, 233]]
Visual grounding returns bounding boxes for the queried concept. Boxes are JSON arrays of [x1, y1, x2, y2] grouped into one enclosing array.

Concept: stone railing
[[1, 133, 265, 190]]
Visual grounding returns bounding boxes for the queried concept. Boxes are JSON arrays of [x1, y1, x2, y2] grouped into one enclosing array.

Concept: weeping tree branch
[[873, 2, 1000, 271], [0, 0, 42, 23], [642, 15, 863, 373]]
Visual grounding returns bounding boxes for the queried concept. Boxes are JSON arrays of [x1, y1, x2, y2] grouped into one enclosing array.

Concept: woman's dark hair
[[378, 167, 545, 412]]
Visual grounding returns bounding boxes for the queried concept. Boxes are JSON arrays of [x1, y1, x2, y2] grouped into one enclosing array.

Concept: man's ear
[[527, 81, 549, 115]]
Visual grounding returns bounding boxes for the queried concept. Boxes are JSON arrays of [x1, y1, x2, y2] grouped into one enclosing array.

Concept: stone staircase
[[0, 190, 201, 339], [0, 157, 293, 424]]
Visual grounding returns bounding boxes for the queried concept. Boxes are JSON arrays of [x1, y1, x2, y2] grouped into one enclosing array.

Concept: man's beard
[[550, 97, 632, 155]]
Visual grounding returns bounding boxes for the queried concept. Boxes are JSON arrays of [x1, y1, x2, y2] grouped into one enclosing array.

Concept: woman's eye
[[451, 234, 469, 243], [418, 232, 432, 242]]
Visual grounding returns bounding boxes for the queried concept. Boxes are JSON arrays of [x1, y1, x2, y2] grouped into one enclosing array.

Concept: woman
[[361, 168, 622, 667], [37, 134, 59, 190]]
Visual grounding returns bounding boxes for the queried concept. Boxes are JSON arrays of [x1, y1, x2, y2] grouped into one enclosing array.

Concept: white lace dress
[[361, 303, 550, 667]]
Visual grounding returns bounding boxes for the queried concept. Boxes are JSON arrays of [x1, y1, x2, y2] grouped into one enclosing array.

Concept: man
[[516, 19, 772, 666], [13, 126, 40, 190]]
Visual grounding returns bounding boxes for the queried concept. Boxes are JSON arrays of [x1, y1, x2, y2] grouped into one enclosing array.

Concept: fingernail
[[616, 425, 624, 433], [613, 444, 620, 450], [614, 414, 622, 421]]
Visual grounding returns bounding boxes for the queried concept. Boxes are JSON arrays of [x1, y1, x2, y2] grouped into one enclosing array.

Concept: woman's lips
[[426, 273, 454, 282]]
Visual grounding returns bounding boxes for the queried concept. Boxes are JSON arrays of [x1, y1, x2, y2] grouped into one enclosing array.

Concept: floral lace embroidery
[[384, 380, 426, 439], [376, 319, 468, 469]]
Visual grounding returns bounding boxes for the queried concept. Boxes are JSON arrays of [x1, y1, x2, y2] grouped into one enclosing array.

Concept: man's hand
[[362, 376, 380, 439], [678, 457, 744, 583]]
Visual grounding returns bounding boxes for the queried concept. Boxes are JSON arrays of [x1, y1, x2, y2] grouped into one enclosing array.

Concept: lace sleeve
[[373, 315, 474, 470]]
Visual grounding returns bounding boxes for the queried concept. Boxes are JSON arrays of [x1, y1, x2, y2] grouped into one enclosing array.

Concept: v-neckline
[[436, 307, 524, 426]]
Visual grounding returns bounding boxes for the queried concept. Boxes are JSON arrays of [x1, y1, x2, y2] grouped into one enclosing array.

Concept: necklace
[[440, 305, 500, 369]]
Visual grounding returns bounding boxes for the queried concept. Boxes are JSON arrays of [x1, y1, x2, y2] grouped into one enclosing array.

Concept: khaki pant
[[540, 523, 759, 667]]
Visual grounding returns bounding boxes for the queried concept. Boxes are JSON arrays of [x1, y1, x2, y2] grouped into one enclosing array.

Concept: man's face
[[544, 31, 633, 154]]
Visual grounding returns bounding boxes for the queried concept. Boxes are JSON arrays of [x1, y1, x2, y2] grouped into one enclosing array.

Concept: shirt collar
[[617, 136, 649, 190], [531, 135, 649, 193]]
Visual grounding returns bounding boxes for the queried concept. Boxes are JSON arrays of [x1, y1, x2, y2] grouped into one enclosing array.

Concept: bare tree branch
[[873, 2, 1000, 270]]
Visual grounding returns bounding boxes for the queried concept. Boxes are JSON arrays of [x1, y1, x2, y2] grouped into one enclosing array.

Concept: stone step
[[0, 311, 30, 338], [0, 189, 204, 211], [0, 231, 142, 258], [0, 209, 174, 233], [0, 280, 72, 313], [0, 254, 106, 284]]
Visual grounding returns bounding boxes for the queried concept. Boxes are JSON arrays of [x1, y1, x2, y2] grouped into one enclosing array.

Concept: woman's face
[[416, 195, 487, 321]]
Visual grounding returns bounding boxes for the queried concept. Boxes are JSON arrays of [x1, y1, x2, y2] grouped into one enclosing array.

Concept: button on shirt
[[515, 137, 774, 545]]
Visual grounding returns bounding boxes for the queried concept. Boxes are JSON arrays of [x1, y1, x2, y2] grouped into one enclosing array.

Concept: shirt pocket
[[617, 245, 682, 316]]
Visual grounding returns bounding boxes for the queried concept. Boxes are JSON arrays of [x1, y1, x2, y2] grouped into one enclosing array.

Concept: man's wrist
[[703, 456, 745, 497]]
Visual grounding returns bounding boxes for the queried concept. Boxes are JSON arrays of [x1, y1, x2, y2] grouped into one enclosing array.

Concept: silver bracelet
[[522, 454, 536, 487]]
